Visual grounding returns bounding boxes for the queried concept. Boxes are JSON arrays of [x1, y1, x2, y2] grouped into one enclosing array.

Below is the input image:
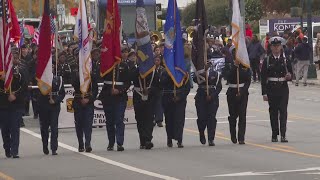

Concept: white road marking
[[186, 119, 293, 124], [205, 167, 320, 177], [186, 116, 256, 120], [20, 128, 179, 180]]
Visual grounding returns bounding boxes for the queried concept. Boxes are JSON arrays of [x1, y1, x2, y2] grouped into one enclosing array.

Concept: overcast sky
[[157, 0, 195, 8]]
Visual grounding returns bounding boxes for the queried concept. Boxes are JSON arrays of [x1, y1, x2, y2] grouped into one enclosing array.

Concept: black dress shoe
[[43, 147, 49, 155], [177, 142, 184, 148], [231, 137, 237, 144], [157, 122, 163, 127], [145, 142, 154, 150], [271, 136, 278, 142], [167, 139, 173, 148], [281, 137, 288, 143], [107, 146, 114, 151], [208, 140, 215, 146], [12, 155, 19, 159], [140, 145, 146, 149], [200, 133, 206, 145], [52, 151, 58, 156], [78, 147, 85, 152], [117, 145, 124, 151], [238, 141, 245, 145], [5, 149, 11, 158], [85, 147, 92, 153]]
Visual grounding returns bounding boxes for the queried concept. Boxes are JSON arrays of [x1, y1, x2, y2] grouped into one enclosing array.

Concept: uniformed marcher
[[0, 49, 28, 158], [160, 71, 190, 148], [261, 37, 293, 143], [194, 63, 222, 146], [99, 47, 131, 151], [71, 59, 98, 153], [38, 61, 65, 155], [131, 55, 160, 150], [227, 51, 251, 144]]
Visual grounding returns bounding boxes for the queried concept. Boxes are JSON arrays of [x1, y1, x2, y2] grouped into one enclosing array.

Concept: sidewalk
[[307, 70, 320, 86]]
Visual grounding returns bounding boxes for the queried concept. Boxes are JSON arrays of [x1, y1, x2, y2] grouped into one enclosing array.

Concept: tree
[[181, 0, 229, 26], [245, 0, 263, 22], [13, 0, 77, 18]]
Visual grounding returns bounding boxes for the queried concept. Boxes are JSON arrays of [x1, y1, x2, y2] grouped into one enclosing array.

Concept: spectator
[[294, 37, 312, 86], [247, 35, 265, 82]]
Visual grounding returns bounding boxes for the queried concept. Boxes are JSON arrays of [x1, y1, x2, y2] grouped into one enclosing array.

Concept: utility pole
[[239, 0, 245, 33], [307, 0, 317, 78], [300, 0, 304, 29], [28, 0, 32, 18]]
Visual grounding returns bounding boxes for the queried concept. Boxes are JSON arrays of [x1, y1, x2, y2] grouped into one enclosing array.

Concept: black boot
[[271, 135, 278, 142], [281, 136, 288, 143], [43, 146, 49, 155], [199, 132, 206, 145], [145, 142, 154, 150], [208, 140, 215, 146], [167, 139, 173, 148], [5, 149, 11, 158]]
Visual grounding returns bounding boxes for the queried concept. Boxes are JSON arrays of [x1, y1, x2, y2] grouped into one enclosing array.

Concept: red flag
[[36, 0, 53, 95], [100, 0, 121, 77], [70, 7, 78, 16], [7, 0, 19, 43], [0, 0, 20, 91]]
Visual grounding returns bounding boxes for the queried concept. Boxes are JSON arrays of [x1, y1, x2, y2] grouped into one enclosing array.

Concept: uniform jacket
[[194, 68, 222, 101], [226, 64, 251, 96], [38, 76, 66, 108], [261, 55, 293, 96], [99, 61, 131, 104]]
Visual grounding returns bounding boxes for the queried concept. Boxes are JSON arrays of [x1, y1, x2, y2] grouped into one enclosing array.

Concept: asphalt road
[[1, 82, 320, 180]]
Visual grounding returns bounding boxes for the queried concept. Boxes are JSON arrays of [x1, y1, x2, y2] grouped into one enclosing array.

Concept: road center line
[[20, 128, 179, 180], [184, 128, 320, 159]]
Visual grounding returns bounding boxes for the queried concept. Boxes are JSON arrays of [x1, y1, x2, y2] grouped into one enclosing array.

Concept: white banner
[[59, 86, 135, 128]]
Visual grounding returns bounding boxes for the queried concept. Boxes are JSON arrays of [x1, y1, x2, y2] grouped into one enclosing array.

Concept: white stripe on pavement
[[20, 128, 179, 180]]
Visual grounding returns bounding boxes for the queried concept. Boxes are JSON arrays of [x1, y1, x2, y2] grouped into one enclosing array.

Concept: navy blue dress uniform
[[71, 67, 98, 153], [227, 64, 251, 144], [131, 66, 159, 150], [194, 67, 222, 146], [0, 62, 28, 158], [160, 71, 190, 148], [261, 37, 293, 143], [38, 75, 65, 155], [99, 61, 131, 151]]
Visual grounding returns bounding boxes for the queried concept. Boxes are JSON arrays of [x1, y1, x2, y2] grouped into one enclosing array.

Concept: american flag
[[0, 0, 13, 91], [33, 15, 56, 46]]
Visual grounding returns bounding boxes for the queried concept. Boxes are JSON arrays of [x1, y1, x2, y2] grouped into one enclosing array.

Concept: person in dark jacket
[[100, 48, 131, 151], [227, 60, 251, 144], [247, 35, 265, 82], [261, 37, 293, 143], [38, 62, 65, 156], [71, 60, 98, 153], [160, 71, 190, 148], [294, 37, 311, 86], [194, 63, 222, 146], [0, 49, 28, 158]]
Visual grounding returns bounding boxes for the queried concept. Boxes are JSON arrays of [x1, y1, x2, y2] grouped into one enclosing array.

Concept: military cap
[[20, 44, 27, 49], [269, 36, 285, 45]]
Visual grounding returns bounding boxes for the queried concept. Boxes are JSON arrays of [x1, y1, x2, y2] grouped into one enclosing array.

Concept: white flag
[[231, 0, 250, 68], [74, 0, 92, 94]]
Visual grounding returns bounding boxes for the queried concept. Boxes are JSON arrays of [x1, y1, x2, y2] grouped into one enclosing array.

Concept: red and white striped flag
[[36, 0, 53, 95], [0, 0, 20, 91]]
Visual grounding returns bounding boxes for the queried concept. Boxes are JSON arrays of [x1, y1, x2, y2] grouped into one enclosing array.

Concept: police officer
[[0, 48, 28, 158], [38, 60, 65, 155], [160, 71, 190, 148], [71, 57, 98, 153], [227, 49, 251, 144], [194, 63, 222, 146], [131, 55, 159, 150], [261, 37, 293, 143], [100, 47, 131, 151]]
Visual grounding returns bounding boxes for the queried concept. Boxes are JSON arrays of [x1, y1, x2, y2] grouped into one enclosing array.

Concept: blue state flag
[[135, 0, 155, 78], [163, 0, 187, 87]]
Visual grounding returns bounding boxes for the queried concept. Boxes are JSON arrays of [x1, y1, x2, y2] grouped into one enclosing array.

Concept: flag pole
[[204, 29, 209, 97], [3, 0, 11, 94], [112, 0, 116, 90]]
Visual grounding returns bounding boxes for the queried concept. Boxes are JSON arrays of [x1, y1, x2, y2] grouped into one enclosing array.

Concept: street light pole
[[306, 0, 317, 78]]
